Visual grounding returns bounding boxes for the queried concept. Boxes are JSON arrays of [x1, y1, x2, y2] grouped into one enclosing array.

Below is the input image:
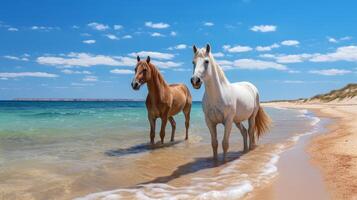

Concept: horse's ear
[[137, 55, 140, 62], [206, 44, 211, 54], [193, 45, 198, 54], [146, 56, 151, 63]]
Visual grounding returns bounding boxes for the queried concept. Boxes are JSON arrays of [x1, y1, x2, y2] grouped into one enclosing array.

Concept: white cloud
[[216, 60, 234, 69], [255, 43, 280, 51], [281, 40, 300, 46], [340, 36, 352, 41], [175, 44, 187, 49], [151, 32, 165, 37], [274, 54, 313, 63], [31, 26, 59, 31], [250, 25, 277, 32], [110, 69, 134, 74], [212, 52, 225, 57], [61, 69, 91, 74], [154, 60, 182, 68], [287, 70, 301, 74], [0, 72, 58, 79], [223, 45, 252, 53], [259, 53, 316, 63], [327, 37, 338, 43], [145, 22, 170, 29], [113, 25, 123, 30], [81, 33, 91, 37], [259, 54, 276, 58], [172, 68, 191, 72], [327, 36, 352, 43], [72, 25, 79, 29], [170, 31, 177, 36], [3, 55, 29, 61], [310, 46, 357, 62], [128, 51, 174, 60], [168, 44, 187, 50], [260, 46, 357, 63], [122, 35, 132, 39], [203, 22, 214, 26], [8, 27, 18, 31], [87, 22, 109, 31], [82, 40, 96, 44], [309, 69, 352, 76], [83, 75, 98, 82], [37, 52, 137, 67], [233, 59, 287, 70], [105, 34, 119, 40]]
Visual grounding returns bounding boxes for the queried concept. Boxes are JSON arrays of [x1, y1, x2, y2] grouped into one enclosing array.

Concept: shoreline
[[262, 102, 357, 199]]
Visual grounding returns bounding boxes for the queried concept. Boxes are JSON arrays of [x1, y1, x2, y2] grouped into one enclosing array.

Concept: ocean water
[[0, 101, 317, 200]]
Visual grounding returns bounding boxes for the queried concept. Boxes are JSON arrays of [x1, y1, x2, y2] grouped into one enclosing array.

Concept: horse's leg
[[222, 118, 233, 160], [206, 121, 218, 159], [148, 115, 156, 145], [248, 116, 256, 150], [168, 116, 176, 142], [235, 122, 248, 153], [160, 113, 169, 144], [183, 103, 191, 140]]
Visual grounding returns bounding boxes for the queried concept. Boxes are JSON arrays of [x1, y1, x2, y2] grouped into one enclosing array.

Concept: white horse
[[190, 44, 271, 159]]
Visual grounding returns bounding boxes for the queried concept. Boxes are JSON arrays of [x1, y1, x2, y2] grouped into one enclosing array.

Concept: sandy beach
[[262, 100, 357, 199]]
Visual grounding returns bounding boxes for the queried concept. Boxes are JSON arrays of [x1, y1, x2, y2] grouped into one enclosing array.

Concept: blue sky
[[0, 0, 356, 101]]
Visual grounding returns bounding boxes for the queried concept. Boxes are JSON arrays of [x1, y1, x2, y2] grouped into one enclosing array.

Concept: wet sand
[[263, 102, 357, 200]]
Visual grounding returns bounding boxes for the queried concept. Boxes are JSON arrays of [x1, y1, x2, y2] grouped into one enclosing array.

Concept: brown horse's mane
[[145, 62, 169, 103], [148, 62, 168, 88]]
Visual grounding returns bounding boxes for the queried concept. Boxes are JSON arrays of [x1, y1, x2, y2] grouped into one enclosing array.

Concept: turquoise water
[[0, 101, 315, 199]]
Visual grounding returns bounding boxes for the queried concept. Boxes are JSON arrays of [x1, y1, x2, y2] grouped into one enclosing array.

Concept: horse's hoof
[[185, 137, 188, 140], [213, 154, 218, 160], [170, 138, 174, 142], [249, 145, 257, 150], [223, 157, 228, 163]]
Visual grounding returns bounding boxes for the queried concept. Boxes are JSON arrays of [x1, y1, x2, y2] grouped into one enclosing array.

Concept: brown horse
[[131, 56, 192, 144]]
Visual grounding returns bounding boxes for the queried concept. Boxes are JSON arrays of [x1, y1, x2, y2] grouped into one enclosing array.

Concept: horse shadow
[[105, 140, 182, 157], [139, 150, 244, 185]]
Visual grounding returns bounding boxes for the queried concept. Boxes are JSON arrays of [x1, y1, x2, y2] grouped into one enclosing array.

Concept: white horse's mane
[[197, 48, 229, 84]]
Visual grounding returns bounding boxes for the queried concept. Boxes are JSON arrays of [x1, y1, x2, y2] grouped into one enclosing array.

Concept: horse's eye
[[205, 60, 209, 64]]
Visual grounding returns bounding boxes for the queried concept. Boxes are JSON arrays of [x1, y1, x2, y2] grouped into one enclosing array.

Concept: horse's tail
[[254, 106, 272, 138]]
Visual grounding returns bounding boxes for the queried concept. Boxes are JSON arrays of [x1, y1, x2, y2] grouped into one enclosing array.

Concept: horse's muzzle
[[191, 76, 202, 89], [131, 80, 141, 90]]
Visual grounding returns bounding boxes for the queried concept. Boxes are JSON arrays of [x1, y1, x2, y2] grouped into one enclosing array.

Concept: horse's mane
[[147, 62, 168, 87], [209, 54, 229, 84], [198, 48, 229, 84]]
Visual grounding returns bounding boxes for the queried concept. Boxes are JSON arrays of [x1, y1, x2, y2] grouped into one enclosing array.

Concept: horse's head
[[191, 44, 212, 89], [131, 56, 152, 90]]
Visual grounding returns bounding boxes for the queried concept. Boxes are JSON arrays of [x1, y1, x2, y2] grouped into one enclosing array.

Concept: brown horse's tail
[[254, 106, 272, 138]]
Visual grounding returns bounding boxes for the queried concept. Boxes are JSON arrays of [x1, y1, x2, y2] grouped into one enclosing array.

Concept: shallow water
[[0, 101, 315, 200]]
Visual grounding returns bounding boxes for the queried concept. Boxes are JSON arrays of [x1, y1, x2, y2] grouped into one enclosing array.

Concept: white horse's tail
[[255, 106, 272, 137]]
